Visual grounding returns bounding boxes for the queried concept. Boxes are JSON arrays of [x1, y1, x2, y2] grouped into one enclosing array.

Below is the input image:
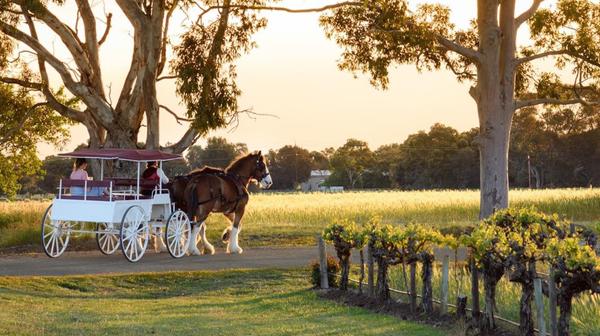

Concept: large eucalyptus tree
[[0, 0, 266, 153], [319, 0, 600, 218]]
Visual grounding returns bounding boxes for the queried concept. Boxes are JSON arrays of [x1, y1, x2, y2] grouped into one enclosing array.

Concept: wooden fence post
[[317, 235, 329, 289], [441, 254, 450, 315], [470, 257, 480, 320], [367, 243, 374, 297], [534, 277, 546, 336], [359, 248, 365, 294], [549, 268, 558, 336], [456, 295, 468, 319], [410, 261, 417, 313]]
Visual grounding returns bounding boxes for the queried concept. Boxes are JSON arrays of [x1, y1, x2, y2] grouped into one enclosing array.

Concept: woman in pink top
[[70, 158, 103, 196]]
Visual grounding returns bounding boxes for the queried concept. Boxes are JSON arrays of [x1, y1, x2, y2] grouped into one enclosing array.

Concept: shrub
[[310, 255, 340, 289], [323, 219, 367, 290]]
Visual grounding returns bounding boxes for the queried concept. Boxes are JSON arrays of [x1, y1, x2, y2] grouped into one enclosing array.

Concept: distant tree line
[[17, 108, 599, 194]]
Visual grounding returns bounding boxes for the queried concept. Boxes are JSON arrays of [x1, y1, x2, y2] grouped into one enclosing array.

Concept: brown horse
[[167, 151, 272, 255]]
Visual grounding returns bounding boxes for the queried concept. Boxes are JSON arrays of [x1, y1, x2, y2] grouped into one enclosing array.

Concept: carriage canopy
[[58, 148, 182, 162]]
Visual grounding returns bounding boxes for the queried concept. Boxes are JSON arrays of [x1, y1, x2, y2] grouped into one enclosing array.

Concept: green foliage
[[267, 145, 313, 190], [310, 255, 340, 288], [172, 0, 268, 135], [463, 207, 568, 267], [320, 0, 475, 89], [0, 84, 70, 197], [323, 219, 367, 250], [328, 138, 374, 188], [546, 237, 599, 273]]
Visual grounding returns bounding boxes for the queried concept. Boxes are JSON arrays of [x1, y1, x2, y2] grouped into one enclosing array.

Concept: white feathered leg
[[154, 228, 168, 252], [198, 222, 215, 255], [226, 227, 243, 254], [187, 224, 202, 256]]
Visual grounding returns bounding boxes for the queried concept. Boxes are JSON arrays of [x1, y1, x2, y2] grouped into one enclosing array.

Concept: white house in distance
[[301, 170, 331, 192]]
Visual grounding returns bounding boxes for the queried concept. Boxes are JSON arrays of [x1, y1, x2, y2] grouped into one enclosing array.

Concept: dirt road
[[0, 246, 466, 277]]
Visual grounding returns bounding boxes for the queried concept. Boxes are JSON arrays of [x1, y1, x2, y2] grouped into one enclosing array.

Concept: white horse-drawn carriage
[[41, 148, 191, 262]]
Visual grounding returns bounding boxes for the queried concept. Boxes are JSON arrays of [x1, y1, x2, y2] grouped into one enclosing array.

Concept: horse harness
[[191, 172, 248, 214]]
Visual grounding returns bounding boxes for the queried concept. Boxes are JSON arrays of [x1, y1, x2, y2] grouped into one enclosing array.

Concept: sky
[[36, 0, 540, 157]]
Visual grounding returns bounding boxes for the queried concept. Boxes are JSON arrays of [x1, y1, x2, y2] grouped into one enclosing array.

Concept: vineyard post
[[470, 257, 481, 320], [534, 277, 546, 336], [367, 243, 374, 297], [410, 261, 417, 312], [549, 268, 558, 336], [318, 235, 329, 289], [441, 254, 450, 315], [359, 248, 365, 294]]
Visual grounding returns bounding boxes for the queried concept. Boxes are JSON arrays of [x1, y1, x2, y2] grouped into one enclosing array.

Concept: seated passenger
[[70, 158, 103, 197], [141, 161, 169, 196]]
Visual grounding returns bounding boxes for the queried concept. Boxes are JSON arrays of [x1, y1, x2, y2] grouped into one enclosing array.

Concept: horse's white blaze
[[187, 224, 202, 256], [199, 222, 215, 255], [227, 227, 243, 254], [259, 167, 272, 189]]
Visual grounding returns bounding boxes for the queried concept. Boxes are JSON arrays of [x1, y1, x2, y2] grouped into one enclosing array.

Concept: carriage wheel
[[41, 204, 71, 258], [119, 205, 149, 262], [165, 210, 191, 258], [96, 222, 119, 255]]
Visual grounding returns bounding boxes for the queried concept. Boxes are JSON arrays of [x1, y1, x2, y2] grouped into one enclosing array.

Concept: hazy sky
[[37, 0, 540, 157]]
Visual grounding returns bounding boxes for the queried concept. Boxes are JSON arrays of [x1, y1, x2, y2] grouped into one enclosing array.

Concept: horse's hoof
[[188, 248, 202, 256], [202, 244, 216, 255], [227, 246, 243, 254]]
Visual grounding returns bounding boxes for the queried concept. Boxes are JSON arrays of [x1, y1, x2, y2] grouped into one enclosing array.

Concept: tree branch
[[516, 0, 544, 28], [515, 98, 593, 110], [164, 128, 200, 154], [18, 0, 93, 76], [436, 36, 483, 64], [515, 50, 600, 68], [160, 104, 192, 124], [98, 13, 112, 45], [199, 1, 361, 15]]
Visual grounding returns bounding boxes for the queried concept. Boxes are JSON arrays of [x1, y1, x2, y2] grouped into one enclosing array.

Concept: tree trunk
[[375, 259, 389, 302], [421, 254, 434, 313], [519, 281, 535, 336], [483, 274, 500, 331], [409, 261, 417, 312], [475, 0, 516, 219], [339, 254, 350, 291], [557, 293, 572, 336]]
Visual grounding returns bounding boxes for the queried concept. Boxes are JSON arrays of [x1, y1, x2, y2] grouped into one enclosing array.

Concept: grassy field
[[1, 188, 600, 250], [0, 268, 445, 336]]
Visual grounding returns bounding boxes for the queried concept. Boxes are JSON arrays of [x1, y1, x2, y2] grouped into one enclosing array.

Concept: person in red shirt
[[141, 161, 169, 196]]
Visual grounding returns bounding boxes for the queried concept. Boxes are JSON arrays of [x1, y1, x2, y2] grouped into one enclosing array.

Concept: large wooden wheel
[[119, 205, 149, 262], [41, 204, 71, 258], [96, 222, 119, 255], [165, 210, 191, 258]]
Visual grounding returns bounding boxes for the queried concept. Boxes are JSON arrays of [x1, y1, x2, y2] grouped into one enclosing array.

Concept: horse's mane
[[225, 152, 258, 174], [187, 166, 225, 177]]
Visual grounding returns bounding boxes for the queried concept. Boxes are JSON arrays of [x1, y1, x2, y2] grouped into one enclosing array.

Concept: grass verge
[[0, 268, 445, 336]]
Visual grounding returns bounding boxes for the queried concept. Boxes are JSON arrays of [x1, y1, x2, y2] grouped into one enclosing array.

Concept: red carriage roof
[[58, 148, 182, 162]]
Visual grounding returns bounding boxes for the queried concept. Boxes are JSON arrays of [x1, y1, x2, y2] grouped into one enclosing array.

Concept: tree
[[186, 136, 247, 169], [320, 0, 600, 218], [394, 124, 479, 189], [267, 145, 312, 190], [0, 0, 266, 155], [367, 143, 403, 188], [36, 156, 73, 193], [0, 83, 70, 197], [310, 150, 330, 170], [329, 139, 374, 188]]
